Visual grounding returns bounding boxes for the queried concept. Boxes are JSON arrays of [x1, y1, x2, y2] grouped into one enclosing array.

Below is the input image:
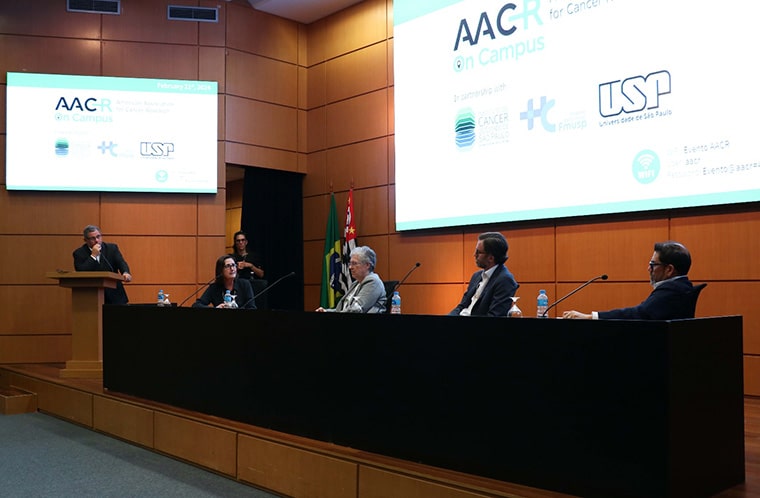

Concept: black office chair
[[383, 280, 399, 314], [251, 279, 269, 310], [688, 283, 707, 317]]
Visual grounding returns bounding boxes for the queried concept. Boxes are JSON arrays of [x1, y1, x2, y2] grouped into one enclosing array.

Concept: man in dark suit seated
[[449, 232, 519, 317], [563, 241, 699, 320]]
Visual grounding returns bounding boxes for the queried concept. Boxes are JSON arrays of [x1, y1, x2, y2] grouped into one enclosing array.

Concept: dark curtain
[[241, 167, 304, 311]]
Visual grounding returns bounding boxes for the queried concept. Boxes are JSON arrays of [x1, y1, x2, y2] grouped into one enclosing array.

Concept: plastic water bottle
[[224, 289, 232, 308], [157, 289, 165, 307], [390, 291, 401, 314], [537, 289, 549, 318]]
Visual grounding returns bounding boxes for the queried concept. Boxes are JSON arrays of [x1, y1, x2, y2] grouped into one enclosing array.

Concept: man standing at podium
[[73, 225, 132, 304]]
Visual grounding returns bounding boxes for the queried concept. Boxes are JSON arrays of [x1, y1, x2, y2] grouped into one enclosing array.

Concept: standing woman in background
[[232, 230, 269, 308], [231, 230, 264, 281]]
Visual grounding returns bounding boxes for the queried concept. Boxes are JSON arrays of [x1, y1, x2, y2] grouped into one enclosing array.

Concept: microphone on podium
[[392, 262, 421, 292], [542, 274, 608, 317], [99, 242, 115, 272], [178, 275, 219, 307]]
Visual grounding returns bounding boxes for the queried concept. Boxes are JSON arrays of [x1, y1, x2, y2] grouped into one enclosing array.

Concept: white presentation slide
[[393, 0, 760, 230], [6, 72, 218, 193]]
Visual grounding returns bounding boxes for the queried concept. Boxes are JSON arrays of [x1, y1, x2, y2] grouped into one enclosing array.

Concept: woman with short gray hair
[[316, 246, 387, 313]]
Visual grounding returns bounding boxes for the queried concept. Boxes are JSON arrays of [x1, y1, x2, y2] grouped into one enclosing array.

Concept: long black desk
[[103, 307, 745, 498]]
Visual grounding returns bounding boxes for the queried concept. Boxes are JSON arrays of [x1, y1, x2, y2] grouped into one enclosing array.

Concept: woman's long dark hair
[[214, 254, 236, 286]]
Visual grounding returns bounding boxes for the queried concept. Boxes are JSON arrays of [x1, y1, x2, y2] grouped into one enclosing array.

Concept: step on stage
[[1, 363, 589, 498], [1, 363, 757, 498]]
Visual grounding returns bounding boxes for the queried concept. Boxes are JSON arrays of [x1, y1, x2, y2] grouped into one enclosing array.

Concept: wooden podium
[[47, 271, 124, 379]]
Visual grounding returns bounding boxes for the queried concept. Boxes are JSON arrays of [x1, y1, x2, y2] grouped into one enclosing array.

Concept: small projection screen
[[393, 1, 760, 230], [6, 72, 218, 193]]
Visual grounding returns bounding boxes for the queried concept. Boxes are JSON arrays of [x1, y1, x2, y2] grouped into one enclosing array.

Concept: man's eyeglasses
[[648, 261, 665, 269], [223, 263, 237, 270], [474, 250, 487, 255], [86, 234, 102, 242], [348, 261, 365, 267]]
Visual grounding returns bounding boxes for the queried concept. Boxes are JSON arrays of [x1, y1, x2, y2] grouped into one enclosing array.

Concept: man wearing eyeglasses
[[72, 225, 132, 304], [449, 232, 519, 317], [563, 241, 698, 320]]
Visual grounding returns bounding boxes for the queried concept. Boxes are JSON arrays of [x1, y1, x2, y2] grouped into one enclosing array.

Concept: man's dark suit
[[73, 242, 130, 304], [449, 264, 519, 317], [599, 276, 697, 320]]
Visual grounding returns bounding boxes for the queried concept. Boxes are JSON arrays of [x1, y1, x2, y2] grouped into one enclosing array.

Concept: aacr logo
[[55, 97, 112, 112], [453, 0, 543, 51]]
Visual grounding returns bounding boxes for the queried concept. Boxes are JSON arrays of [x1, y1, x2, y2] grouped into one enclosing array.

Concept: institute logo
[[520, 96, 555, 132], [632, 150, 660, 184], [454, 108, 476, 149]]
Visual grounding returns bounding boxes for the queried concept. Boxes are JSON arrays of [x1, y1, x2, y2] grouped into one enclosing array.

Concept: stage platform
[[1, 363, 588, 498]]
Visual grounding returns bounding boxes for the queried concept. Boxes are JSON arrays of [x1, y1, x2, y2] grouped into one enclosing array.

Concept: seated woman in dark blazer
[[193, 255, 256, 309]]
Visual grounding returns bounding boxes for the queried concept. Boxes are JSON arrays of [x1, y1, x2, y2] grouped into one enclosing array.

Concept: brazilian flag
[[320, 193, 343, 308]]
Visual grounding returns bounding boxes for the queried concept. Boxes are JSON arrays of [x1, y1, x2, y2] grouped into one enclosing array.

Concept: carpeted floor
[[0, 411, 280, 497]]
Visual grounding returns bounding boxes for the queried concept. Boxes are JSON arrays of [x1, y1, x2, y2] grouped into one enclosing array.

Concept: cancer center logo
[[455, 108, 476, 149], [54, 138, 69, 156]]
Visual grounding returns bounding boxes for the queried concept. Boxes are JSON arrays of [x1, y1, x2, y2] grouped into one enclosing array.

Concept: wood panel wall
[[0, 0, 272, 360], [0, 0, 757, 394], [299, 0, 760, 394]]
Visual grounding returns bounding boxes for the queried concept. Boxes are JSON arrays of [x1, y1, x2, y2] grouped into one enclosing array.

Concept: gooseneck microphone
[[99, 242, 116, 273], [542, 274, 608, 317], [252, 271, 296, 304], [392, 262, 422, 293], [178, 275, 219, 307]]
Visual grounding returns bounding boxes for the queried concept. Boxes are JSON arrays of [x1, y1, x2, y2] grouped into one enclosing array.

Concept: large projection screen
[[393, 1, 760, 231], [6, 72, 218, 193]]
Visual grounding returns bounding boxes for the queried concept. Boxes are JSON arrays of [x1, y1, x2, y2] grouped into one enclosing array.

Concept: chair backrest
[[383, 280, 399, 314], [688, 283, 707, 317], [251, 279, 269, 310]]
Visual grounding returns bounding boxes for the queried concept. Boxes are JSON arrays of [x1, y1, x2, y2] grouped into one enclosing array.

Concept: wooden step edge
[[0, 387, 38, 415]]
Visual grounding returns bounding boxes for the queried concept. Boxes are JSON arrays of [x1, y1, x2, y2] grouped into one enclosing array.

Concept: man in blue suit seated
[[563, 241, 699, 320], [449, 232, 519, 317]]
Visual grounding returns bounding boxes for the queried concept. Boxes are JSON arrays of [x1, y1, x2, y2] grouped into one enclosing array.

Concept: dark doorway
[[240, 166, 304, 311]]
